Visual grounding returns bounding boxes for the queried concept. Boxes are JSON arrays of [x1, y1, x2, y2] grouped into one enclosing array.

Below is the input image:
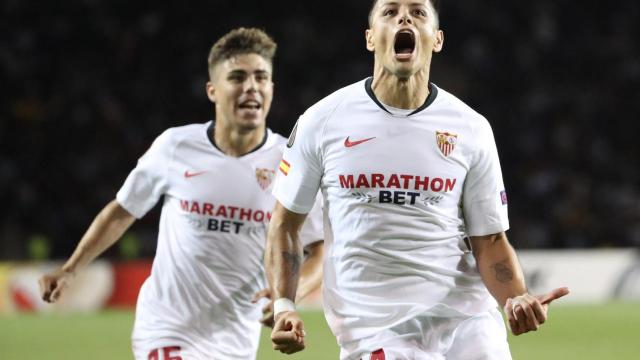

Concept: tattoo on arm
[[281, 251, 301, 275], [491, 260, 514, 283]]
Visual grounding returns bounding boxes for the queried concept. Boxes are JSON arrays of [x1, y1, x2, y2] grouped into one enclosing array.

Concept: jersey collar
[[364, 77, 438, 116], [206, 121, 269, 157]]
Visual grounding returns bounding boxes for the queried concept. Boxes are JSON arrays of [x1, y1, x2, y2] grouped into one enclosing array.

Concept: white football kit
[[116, 121, 323, 360], [273, 78, 511, 359]]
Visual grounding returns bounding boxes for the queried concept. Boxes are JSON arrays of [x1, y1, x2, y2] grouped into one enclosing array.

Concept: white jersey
[[273, 78, 509, 347], [116, 121, 323, 360]]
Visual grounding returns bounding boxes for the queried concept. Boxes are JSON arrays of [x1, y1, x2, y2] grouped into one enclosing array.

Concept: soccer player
[[38, 28, 324, 360], [265, 1, 569, 359]]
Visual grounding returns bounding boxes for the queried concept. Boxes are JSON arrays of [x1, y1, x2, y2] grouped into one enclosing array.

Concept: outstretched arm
[[471, 232, 569, 335], [264, 201, 308, 354], [39, 200, 136, 302]]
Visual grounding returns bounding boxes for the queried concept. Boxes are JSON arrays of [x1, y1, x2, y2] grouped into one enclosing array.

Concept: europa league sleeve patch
[[286, 121, 298, 148]]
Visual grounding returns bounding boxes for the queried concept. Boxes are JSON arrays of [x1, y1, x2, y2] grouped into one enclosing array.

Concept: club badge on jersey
[[436, 131, 458, 157], [255, 168, 276, 191]]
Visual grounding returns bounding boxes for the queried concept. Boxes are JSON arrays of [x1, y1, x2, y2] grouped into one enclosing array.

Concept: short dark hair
[[207, 27, 277, 79], [368, 0, 440, 27]]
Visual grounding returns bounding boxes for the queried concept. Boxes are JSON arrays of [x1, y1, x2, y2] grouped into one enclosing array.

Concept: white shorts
[[343, 308, 512, 360]]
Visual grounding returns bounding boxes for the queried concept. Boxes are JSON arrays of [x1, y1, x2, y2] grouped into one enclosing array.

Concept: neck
[[371, 64, 431, 109], [213, 119, 265, 157]]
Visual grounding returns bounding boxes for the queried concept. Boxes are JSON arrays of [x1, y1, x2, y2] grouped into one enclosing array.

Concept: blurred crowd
[[1, 0, 639, 259]]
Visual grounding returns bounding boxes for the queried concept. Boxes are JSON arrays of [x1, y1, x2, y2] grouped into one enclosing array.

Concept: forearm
[[265, 203, 307, 302], [267, 227, 302, 301], [63, 200, 135, 273], [471, 232, 527, 307], [295, 242, 323, 302]]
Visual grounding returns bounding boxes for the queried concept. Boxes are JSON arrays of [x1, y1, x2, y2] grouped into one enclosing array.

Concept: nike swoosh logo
[[344, 136, 376, 148], [184, 170, 207, 178]]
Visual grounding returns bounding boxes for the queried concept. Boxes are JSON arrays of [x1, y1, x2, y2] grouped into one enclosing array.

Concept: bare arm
[[471, 231, 569, 335], [265, 201, 308, 354], [39, 199, 136, 302], [470, 232, 526, 307], [254, 240, 323, 328], [265, 201, 308, 303], [63, 199, 136, 273]]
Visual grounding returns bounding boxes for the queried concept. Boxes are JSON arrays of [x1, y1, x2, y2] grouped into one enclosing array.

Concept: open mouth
[[394, 30, 415, 59], [238, 100, 261, 110]]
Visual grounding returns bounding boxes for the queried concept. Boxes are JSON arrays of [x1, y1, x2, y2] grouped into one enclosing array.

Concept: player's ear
[[206, 81, 216, 103], [365, 29, 375, 52], [433, 30, 444, 53]]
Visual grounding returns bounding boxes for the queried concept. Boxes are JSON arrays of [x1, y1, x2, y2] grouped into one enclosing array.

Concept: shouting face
[[366, 0, 444, 80]]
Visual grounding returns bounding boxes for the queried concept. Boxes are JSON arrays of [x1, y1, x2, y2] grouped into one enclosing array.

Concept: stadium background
[[1, 0, 639, 359]]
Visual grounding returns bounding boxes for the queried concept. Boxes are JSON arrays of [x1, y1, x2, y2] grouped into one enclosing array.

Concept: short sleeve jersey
[[273, 78, 509, 344], [117, 122, 323, 359]]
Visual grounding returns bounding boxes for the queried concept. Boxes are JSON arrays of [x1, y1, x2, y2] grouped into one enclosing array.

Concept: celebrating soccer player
[[38, 28, 324, 360], [265, 1, 569, 359]]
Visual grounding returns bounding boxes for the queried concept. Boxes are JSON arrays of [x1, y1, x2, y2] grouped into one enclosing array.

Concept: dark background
[[2, 0, 639, 259]]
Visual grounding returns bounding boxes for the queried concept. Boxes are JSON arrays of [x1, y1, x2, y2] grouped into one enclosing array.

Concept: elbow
[[470, 231, 509, 258]]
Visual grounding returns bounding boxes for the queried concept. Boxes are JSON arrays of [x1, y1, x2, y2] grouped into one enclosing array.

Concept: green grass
[[1, 303, 638, 359]]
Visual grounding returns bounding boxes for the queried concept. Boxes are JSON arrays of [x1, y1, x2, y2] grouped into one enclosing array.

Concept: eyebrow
[[227, 69, 270, 75], [380, 1, 428, 6]]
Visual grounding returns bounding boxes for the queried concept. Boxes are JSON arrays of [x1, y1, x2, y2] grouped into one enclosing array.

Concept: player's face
[[366, 0, 443, 79], [206, 53, 273, 131]]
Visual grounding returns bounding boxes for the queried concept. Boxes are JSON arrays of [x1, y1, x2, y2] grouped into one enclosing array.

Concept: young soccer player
[[265, 1, 568, 359], [39, 28, 323, 360]]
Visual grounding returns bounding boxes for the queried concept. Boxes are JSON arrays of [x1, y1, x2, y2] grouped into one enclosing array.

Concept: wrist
[[61, 263, 78, 275], [273, 298, 296, 316]]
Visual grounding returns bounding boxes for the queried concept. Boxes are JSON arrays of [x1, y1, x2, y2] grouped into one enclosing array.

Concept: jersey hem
[[115, 195, 146, 219]]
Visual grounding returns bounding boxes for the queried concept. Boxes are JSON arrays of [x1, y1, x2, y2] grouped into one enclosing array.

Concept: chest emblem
[[255, 168, 276, 190], [436, 131, 458, 157]]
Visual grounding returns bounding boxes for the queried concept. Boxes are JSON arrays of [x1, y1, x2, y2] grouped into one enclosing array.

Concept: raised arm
[[264, 201, 308, 354], [39, 200, 136, 303], [471, 232, 569, 335]]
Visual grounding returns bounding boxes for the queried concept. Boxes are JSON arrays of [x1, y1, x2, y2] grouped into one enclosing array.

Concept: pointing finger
[[539, 287, 570, 305]]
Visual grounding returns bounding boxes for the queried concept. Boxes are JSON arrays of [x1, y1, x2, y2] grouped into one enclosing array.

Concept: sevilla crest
[[255, 168, 276, 190], [436, 131, 458, 157]]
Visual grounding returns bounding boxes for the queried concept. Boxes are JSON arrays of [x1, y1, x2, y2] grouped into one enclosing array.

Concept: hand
[[271, 311, 306, 354], [504, 287, 570, 335], [38, 268, 76, 303], [252, 288, 275, 328]]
